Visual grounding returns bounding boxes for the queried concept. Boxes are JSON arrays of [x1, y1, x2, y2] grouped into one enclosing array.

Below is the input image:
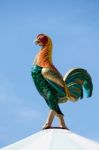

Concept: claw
[[42, 123, 51, 130]]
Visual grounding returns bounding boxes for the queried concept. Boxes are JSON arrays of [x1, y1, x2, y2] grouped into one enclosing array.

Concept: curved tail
[[59, 68, 93, 103]]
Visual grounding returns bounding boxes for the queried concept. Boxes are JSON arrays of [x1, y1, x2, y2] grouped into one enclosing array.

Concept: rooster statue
[[31, 34, 93, 129]]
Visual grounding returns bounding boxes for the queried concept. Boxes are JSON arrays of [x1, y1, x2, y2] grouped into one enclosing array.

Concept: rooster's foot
[[42, 123, 51, 130]]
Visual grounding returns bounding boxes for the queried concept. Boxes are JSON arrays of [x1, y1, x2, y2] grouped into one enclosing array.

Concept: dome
[[1, 129, 99, 150]]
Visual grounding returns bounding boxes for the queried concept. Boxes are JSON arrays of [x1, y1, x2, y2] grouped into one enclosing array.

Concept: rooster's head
[[34, 34, 50, 46]]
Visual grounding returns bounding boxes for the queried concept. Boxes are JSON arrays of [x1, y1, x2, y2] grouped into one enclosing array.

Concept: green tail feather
[[64, 68, 93, 101]]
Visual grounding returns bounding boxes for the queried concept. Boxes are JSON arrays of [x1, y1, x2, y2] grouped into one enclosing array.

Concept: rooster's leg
[[42, 110, 55, 129], [56, 114, 69, 130]]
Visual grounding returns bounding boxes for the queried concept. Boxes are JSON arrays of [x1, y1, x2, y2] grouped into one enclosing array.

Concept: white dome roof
[[1, 129, 99, 150]]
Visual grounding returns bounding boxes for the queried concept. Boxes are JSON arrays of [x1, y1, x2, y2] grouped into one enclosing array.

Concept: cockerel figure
[[31, 34, 93, 129]]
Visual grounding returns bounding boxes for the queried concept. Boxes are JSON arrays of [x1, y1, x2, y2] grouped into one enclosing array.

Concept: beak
[[33, 38, 39, 45]]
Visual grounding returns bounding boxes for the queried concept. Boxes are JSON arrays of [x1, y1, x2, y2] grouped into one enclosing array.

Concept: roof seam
[[48, 129, 55, 150]]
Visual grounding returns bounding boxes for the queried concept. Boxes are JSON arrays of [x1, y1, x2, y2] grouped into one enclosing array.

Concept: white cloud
[[0, 75, 17, 104], [0, 74, 42, 148], [0, 74, 41, 122], [16, 108, 41, 120]]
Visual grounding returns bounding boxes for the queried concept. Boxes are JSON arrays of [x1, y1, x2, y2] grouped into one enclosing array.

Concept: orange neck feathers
[[34, 38, 53, 68]]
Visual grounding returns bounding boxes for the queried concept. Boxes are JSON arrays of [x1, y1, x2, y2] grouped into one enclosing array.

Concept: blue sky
[[0, 0, 99, 148]]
